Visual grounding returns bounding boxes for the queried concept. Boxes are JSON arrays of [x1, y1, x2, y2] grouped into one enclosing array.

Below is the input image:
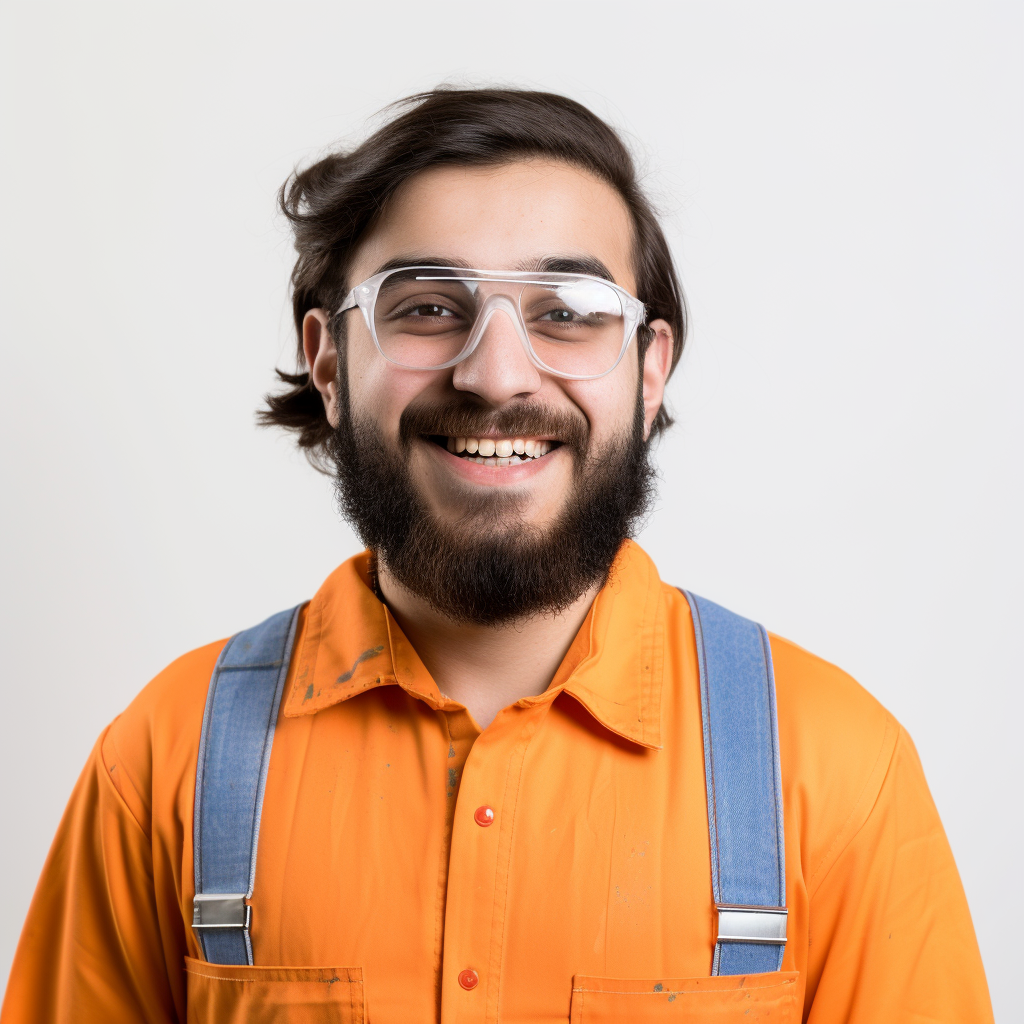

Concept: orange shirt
[[1, 542, 992, 1023]]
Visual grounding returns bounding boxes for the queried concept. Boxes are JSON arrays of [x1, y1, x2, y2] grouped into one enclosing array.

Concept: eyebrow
[[368, 254, 617, 283], [370, 255, 474, 276], [527, 255, 615, 282]]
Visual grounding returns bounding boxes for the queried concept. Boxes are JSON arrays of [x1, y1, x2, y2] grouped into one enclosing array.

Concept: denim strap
[[682, 591, 787, 975], [192, 605, 302, 965]]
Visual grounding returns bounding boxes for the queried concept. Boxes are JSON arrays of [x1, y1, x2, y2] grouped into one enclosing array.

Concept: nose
[[451, 295, 543, 404]]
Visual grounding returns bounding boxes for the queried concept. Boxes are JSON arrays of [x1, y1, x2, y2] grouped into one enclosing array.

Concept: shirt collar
[[282, 541, 664, 749]]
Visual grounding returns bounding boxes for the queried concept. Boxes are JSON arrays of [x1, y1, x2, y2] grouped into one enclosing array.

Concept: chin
[[426, 493, 560, 536]]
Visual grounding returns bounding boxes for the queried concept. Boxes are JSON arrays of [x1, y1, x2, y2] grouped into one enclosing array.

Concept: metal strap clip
[[716, 904, 788, 945], [192, 893, 251, 931]]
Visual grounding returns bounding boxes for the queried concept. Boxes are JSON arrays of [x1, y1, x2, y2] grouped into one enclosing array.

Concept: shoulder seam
[[806, 718, 901, 898], [97, 725, 153, 841], [103, 719, 153, 832]]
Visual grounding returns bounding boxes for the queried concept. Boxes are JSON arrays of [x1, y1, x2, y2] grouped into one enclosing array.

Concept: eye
[[537, 307, 606, 328], [406, 303, 458, 318], [539, 308, 578, 323]]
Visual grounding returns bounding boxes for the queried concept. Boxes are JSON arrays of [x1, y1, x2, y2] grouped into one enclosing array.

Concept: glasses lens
[[521, 279, 627, 377], [373, 270, 477, 369]]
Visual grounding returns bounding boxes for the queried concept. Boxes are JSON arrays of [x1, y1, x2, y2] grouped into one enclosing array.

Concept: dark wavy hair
[[260, 87, 687, 469]]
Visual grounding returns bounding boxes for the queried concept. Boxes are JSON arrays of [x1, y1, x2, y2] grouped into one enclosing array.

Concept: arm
[[804, 728, 992, 1023], [1, 728, 183, 1024]]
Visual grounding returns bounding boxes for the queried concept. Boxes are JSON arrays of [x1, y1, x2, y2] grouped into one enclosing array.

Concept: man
[[1, 88, 992, 1022]]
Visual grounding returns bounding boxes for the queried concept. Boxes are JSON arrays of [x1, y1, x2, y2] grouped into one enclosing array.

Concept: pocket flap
[[185, 957, 365, 1023], [570, 971, 800, 1022]]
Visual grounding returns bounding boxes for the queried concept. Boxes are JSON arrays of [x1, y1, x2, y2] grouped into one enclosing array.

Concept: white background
[[1, 1, 1020, 1016]]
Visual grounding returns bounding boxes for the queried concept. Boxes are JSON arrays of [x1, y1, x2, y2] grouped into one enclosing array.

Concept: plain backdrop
[[1, 1, 1020, 1015]]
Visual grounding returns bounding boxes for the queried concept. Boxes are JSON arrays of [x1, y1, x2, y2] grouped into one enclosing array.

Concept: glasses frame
[[336, 265, 646, 382]]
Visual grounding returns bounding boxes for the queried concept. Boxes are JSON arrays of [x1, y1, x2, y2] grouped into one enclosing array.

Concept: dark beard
[[327, 389, 656, 626]]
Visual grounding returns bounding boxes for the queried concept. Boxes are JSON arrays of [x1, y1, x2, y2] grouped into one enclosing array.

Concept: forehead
[[349, 159, 636, 291]]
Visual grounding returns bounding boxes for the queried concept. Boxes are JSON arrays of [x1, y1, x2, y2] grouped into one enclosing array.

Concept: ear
[[302, 309, 340, 427], [641, 319, 673, 439]]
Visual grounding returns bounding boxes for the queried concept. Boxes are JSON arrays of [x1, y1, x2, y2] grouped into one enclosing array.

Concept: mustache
[[398, 399, 590, 450]]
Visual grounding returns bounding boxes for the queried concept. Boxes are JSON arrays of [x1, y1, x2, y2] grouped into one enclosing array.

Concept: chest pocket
[[570, 972, 800, 1022], [184, 959, 365, 1024]]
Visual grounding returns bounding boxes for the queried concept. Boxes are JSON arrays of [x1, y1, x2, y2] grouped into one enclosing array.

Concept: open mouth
[[427, 435, 560, 467]]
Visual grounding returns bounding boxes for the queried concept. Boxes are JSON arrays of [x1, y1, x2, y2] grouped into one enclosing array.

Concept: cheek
[[563, 360, 641, 446], [346, 326, 441, 435]]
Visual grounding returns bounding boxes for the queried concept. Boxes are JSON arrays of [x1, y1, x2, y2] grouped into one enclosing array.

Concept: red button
[[458, 968, 479, 990], [474, 805, 495, 827]]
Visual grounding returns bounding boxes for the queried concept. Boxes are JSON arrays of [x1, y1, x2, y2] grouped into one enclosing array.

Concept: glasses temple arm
[[336, 290, 358, 316]]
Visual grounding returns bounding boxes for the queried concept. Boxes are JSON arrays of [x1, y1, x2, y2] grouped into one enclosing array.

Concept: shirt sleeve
[[804, 726, 993, 1023], [0, 727, 183, 1024]]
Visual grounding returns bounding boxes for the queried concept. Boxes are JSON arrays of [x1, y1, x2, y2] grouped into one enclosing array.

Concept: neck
[[376, 560, 599, 730]]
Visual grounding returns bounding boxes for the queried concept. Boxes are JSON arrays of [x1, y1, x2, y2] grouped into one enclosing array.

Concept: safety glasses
[[337, 266, 646, 381]]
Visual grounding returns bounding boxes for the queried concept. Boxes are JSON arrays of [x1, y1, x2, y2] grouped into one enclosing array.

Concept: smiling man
[[1, 89, 992, 1023]]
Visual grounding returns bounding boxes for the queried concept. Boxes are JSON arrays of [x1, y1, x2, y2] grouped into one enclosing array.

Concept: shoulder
[[660, 584, 904, 890], [659, 585, 899, 779], [659, 585, 897, 775], [768, 632, 901, 890], [769, 631, 898, 785], [100, 638, 228, 833], [769, 631, 896, 764]]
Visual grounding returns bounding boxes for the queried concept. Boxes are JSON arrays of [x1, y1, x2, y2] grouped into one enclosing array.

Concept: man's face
[[307, 159, 672, 622]]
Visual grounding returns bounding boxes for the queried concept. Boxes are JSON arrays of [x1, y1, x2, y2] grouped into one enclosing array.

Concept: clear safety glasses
[[337, 266, 646, 381]]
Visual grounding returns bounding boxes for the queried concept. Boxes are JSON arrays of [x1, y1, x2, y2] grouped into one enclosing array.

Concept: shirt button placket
[[442, 728, 515, 1024], [450, 811, 492, 1005]]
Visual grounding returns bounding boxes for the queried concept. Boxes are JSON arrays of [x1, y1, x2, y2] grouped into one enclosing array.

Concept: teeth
[[462, 454, 530, 466], [445, 436, 555, 463]]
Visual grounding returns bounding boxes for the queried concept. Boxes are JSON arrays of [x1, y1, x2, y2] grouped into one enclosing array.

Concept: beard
[[326, 385, 656, 626]]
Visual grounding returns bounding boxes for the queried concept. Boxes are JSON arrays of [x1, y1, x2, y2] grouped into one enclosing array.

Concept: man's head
[[262, 89, 687, 625]]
